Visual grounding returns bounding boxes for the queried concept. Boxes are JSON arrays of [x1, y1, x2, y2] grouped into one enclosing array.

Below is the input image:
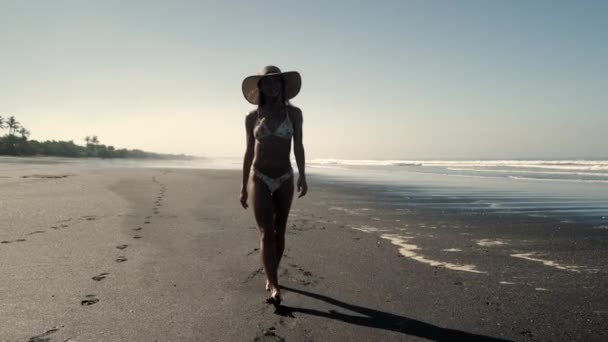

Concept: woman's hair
[[257, 77, 291, 109]]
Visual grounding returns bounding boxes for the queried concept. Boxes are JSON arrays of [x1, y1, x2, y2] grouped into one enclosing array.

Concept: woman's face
[[259, 76, 282, 98]]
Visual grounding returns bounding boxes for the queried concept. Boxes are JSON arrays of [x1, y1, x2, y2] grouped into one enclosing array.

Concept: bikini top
[[254, 108, 294, 140]]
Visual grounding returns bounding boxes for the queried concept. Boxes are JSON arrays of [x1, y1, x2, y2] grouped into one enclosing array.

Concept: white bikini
[[252, 108, 294, 194]]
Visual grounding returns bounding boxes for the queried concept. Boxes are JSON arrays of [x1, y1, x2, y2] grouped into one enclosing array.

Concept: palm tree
[[84, 136, 93, 156], [6, 116, 19, 136], [18, 127, 30, 140], [0, 115, 5, 132], [87, 135, 100, 157]]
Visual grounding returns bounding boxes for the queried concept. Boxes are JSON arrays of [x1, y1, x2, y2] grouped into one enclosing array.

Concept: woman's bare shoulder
[[245, 109, 258, 124], [287, 105, 303, 121], [244, 110, 259, 133]]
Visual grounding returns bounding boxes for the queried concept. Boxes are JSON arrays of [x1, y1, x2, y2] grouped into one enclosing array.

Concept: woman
[[240, 65, 308, 306]]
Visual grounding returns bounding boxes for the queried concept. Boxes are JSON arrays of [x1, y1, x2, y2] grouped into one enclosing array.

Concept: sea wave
[[508, 176, 608, 183], [446, 167, 608, 177], [406, 170, 608, 184], [309, 159, 608, 171], [308, 159, 423, 167]]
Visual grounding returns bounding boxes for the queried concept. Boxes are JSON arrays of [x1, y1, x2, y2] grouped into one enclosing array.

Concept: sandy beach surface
[[1, 160, 606, 341]]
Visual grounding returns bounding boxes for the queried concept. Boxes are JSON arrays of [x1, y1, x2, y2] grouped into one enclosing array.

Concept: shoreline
[[1, 165, 606, 341], [0, 155, 197, 162], [306, 169, 608, 227]]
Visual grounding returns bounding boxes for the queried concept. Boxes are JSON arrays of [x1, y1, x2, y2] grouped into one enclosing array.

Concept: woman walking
[[240, 65, 308, 305]]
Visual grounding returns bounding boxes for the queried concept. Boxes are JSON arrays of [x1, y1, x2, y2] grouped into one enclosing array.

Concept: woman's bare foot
[[266, 286, 281, 306], [265, 279, 271, 292]]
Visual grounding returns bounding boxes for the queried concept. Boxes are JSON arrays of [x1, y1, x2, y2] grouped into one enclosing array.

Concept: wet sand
[[1, 162, 606, 341]]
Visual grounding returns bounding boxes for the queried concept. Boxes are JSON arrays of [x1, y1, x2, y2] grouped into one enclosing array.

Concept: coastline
[[1, 163, 606, 341]]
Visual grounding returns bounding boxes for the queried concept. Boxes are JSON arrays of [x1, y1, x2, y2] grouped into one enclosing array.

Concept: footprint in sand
[[133, 227, 143, 231], [144, 221, 151, 224], [27, 230, 46, 236], [133, 235, 142, 239], [28, 328, 59, 342], [286, 264, 316, 286], [116, 244, 128, 250], [253, 328, 285, 342], [244, 267, 264, 283], [92, 273, 109, 281], [519, 330, 535, 339], [246, 247, 260, 256], [116, 256, 128, 263], [15, 238, 26, 242], [1, 240, 11, 244], [81, 295, 99, 306], [22, 174, 69, 179]]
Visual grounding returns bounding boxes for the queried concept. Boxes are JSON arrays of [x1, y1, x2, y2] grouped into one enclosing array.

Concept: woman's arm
[[241, 113, 256, 208], [292, 107, 308, 198]]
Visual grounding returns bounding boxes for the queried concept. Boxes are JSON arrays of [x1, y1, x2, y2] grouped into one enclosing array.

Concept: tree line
[[0, 115, 190, 159]]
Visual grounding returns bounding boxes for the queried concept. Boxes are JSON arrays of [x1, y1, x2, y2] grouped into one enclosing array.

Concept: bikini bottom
[[253, 167, 293, 194]]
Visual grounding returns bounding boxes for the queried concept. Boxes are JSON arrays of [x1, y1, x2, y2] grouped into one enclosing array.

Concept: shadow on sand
[[275, 286, 512, 342]]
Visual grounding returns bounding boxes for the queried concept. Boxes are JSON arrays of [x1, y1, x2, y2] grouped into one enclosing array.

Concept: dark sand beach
[[1, 162, 606, 341]]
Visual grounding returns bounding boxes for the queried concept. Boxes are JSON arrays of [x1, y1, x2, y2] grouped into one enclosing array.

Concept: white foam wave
[[446, 167, 608, 177], [476, 239, 509, 247], [329, 207, 375, 215], [309, 159, 608, 183], [407, 171, 608, 183], [310, 159, 423, 167], [381, 233, 486, 274], [510, 252, 582, 273], [508, 176, 608, 183], [309, 164, 349, 170], [310, 159, 608, 171], [352, 225, 391, 233]]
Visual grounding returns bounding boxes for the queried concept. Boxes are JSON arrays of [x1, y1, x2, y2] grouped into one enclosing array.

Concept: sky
[[1, 0, 606, 159]]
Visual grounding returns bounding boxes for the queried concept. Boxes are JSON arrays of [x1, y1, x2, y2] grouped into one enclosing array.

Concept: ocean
[[305, 159, 608, 228], [3, 156, 608, 227], [172, 157, 608, 228]]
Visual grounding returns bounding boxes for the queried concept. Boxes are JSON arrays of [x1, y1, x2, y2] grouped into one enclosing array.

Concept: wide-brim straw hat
[[242, 65, 301, 105]]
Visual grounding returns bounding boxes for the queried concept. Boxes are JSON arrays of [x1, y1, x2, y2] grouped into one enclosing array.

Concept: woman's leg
[[250, 175, 279, 295], [272, 176, 294, 273]]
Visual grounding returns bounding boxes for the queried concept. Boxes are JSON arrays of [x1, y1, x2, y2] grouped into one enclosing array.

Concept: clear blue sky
[[1, 0, 606, 159]]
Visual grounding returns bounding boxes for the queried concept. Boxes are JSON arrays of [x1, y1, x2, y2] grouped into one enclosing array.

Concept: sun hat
[[242, 65, 301, 105]]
